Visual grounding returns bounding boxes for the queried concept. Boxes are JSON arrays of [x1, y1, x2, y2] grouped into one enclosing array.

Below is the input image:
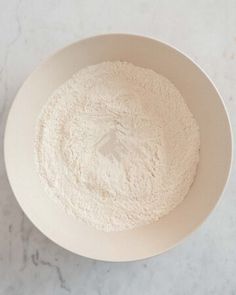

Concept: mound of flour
[[35, 61, 200, 232]]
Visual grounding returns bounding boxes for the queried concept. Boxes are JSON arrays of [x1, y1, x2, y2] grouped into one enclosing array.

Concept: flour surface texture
[[35, 61, 200, 232]]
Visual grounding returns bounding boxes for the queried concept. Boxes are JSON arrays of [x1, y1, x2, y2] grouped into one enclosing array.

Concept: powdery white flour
[[35, 61, 200, 232]]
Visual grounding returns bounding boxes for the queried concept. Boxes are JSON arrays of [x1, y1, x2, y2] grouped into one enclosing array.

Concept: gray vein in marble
[[31, 249, 39, 266], [8, 224, 12, 264], [20, 213, 32, 271], [30, 248, 71, 292], [40, 260, 71, 292]]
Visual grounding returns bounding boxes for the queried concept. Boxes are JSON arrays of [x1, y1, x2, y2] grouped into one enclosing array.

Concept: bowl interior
[[4, 34, 232, 261]]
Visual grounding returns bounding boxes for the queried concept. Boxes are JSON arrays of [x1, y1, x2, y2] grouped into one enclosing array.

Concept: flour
[[35, 61, 200, 232]]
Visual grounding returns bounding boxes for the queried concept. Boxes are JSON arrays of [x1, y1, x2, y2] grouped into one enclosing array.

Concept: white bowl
[[4, 34, 232, 261]]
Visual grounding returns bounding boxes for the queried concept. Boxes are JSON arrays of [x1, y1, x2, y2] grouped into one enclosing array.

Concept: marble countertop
[[1, 0, 236, 294]]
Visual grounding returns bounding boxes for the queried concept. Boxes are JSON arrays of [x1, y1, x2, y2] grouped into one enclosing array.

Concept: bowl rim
[[4, 33, 233, 262]]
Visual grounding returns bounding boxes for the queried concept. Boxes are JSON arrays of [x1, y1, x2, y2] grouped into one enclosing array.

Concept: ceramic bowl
[[4, 34, 232, 261]]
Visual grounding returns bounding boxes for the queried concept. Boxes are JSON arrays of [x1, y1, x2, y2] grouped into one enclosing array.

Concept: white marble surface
[[0, 0, 236, 294]]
